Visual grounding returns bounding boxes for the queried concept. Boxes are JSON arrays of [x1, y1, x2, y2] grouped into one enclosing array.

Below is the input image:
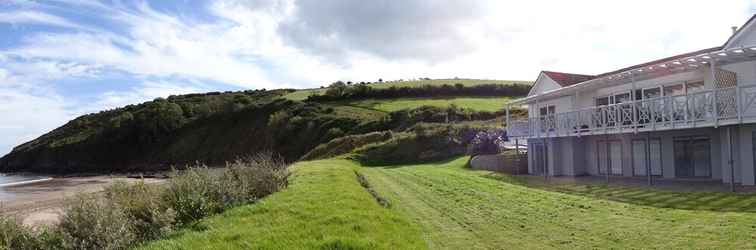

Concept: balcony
[[507, 85, 756, 139]]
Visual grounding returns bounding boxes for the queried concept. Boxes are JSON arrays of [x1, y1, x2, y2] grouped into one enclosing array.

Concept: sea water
[[0, 174, 50, 201]]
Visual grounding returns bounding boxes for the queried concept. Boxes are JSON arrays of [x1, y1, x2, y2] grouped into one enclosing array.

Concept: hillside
[[0, 80, 530, 174], [142, 157, 756, 249]]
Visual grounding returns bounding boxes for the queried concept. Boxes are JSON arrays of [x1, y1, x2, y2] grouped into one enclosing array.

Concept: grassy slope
[[140, 159, 426, 249], [143, 157, 756, 249], [284, 79, 530, 101], [344, 97, 510, 112]]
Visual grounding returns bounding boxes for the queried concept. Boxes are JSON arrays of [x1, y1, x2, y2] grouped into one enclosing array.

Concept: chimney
[[732, 26, 738, 34]]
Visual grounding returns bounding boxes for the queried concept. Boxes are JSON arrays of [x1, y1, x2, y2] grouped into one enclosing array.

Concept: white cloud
[[0, 11, 84, 29], [0, 88, 73, 155]]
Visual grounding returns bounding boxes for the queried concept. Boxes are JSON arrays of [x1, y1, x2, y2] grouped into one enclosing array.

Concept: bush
[[163, 152, 290, 226], [468, 129, 507, 156], [0, 217, 59, 250], [58, 194, 135, 250], [161, 166, 222, 226], [354, 124, 484, 165], [104, 181, 175, 242]]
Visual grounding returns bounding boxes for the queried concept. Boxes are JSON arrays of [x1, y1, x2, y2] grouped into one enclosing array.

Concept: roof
[[594, 46, 722, 78], [541, 71, 595, 87]]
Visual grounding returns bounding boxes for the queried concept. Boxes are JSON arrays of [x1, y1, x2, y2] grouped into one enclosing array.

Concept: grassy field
[[142, 157, 756, 249], [343, 97, 510, 112], [284, 79, 530, 100]]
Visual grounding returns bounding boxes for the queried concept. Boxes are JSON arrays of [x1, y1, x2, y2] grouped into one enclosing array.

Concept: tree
[[467, 129, 507, 166], [325, 81, 347, 97]]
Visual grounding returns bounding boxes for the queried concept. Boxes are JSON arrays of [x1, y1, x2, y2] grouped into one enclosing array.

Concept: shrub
[[163, 152, 290, 226], [0, 217, 49, 250], [468, 129, 507, 156], [161, 166, 222, 226], [58, 194, 135, 250], [104, 181, 175, 242]]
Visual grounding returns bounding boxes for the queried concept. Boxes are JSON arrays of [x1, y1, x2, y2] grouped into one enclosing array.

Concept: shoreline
[[1, 175, 166, 227]]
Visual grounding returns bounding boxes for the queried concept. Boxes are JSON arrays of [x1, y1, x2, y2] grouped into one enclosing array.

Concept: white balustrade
[[506, 85, 756, 138]]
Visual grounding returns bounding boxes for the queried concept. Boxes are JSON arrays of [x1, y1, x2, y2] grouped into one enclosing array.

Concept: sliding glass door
[[632, 139, 662, 176], [597, 140, 622, 175], [674, 137, 711, 178]]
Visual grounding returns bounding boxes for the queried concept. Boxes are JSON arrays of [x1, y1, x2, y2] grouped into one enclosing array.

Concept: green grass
[[139, 159, 427, 250], [284, 79, 530, 100], [142, 157, 756, 249], [344, 97, 510, 113], [362, 157, 756, 249]]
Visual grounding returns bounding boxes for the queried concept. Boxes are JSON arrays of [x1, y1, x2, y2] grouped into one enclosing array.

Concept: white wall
[[528, 74, 562, 97]]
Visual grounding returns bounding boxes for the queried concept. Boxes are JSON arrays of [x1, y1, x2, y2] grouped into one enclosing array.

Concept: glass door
[[597, 140, 622, 175], [674, 137, 711, 178], [532, 143, 545, 175], [632, 139, 662, 176]]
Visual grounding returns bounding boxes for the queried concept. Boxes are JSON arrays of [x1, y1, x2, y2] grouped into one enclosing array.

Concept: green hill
[[0, 80, 530, 174]]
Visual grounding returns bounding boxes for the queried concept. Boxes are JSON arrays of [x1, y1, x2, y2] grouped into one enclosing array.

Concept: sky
[[0, 0, 755, 155]]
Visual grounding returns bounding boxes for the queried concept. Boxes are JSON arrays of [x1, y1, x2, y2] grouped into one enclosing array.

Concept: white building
[[505, 15, 756, 186]]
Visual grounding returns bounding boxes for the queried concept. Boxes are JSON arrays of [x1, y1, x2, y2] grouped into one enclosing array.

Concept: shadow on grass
[[481, 173, 756, 213]]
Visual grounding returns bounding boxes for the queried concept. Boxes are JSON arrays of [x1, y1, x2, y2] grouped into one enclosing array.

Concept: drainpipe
[[605, 134, 610, 184], [728, 126, 736, 192], [646, 131, 653, 186], [543, 137, 549, 181]]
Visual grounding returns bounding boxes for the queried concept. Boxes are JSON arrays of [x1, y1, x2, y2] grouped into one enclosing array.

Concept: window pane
[[649, 139, 662, 176], [609, 141, 623, 175], [548, 106, 555, 114], [686, 81, 705, 93], [643, 87, 661, 99], [597, 141, 608, 175], [664, 84, 684, 96], [540, 107, 547, 116], [692, 138, 711, 177], [632, 140, 647, 176], [596, 97, 609, 106], [614, 93, 631, 104]]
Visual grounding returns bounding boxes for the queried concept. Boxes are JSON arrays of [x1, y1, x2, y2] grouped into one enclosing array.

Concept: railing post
[[631, 73, 638, 134]]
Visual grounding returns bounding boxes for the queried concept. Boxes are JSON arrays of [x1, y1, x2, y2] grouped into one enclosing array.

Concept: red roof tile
[[542, 71, 595, 87]]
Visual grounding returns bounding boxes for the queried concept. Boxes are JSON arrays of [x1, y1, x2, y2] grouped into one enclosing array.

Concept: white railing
[[507, 85, 756, 138]]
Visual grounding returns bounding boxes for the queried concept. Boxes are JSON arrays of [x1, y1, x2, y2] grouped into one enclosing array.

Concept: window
[[685, 80, 705, 93], [632, 139, 662, 176], [674, 136, 711, 178], [643, 87, 661, 99], [596, 96, 610, 106], [539, 105, 555, 117], [663, 83, 685, 96], [613, 92, 631, 104], [597, 140, 623, 175]]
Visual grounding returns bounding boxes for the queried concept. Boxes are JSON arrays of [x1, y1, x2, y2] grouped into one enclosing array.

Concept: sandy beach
[[0, 176, 166, 227]]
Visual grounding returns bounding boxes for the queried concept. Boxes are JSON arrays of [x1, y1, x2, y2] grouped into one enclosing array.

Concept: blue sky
[[0, 0, 755, 155]]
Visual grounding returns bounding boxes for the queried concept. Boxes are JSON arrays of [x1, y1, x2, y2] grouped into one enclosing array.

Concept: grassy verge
[[362, 157, 756, 249], [343, 97, 510, 112], [140, 159, 426, 249]]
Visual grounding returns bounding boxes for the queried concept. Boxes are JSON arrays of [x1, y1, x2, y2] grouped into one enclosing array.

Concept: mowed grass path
[[344, 97, 510, 112], [284, 79, 530, 100], [140, 159, 426, 249], [362, 157, 756, 249]]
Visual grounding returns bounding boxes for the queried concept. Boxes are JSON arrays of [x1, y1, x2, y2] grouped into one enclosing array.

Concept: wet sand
[[0, 176, 166, 227]]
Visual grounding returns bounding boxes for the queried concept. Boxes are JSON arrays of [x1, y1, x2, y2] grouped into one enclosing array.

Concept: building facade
[[505, 15, 756, 186]]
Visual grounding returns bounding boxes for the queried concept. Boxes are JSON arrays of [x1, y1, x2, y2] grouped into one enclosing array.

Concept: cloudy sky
[[0, 0, 755, 155]]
